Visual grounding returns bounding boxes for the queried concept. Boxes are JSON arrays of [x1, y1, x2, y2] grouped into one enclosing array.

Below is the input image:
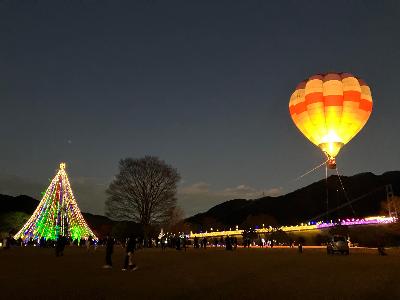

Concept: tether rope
[[308, 186, 384, 222], [335, 167, 356, 216], [293, 159, 329, 182]]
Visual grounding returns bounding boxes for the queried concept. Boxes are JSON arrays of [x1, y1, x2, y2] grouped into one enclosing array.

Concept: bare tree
[[105, 156, 180, 227], [165, 206, 189, 234], [166, 206, 185, 227]]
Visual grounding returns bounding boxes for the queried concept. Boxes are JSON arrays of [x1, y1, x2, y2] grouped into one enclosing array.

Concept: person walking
[[103, 236, 114, 269], [122, 236, 138, 271]]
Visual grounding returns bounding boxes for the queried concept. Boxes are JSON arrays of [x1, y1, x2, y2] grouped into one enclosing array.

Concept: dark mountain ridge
[[186, 171, 400, 227], [1, 171, 399, 231]]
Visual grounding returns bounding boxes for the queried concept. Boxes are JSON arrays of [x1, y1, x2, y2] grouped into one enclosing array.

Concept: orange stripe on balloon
[[324, 95, 343, 106], [305, 92, 324, 105], [295, 101, 307, 114], [289, 105, 296, 115], [359, 99, 373, 112], [343, 90, 361, 102]]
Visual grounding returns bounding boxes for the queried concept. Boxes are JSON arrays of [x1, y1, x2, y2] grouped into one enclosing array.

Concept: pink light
[[316, 216, 396, 229]]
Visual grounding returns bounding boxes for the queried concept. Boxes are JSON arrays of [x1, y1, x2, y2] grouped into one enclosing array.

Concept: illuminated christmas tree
[[14, 163, 98, 242]]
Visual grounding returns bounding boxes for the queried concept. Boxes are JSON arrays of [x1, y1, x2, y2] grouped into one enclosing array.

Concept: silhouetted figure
[[202, 237, 207, 249], [176, 236, 181, 250], [225, 236, 232, 250], [103, 236, 114, 268], [85, 238, 91, 252], [183, 237, 187, 252], [194, 236, 199, 249], [40, 237, 46, 248], [2, 236, 9, 249], [122, 236, 138, 271], [55, 236, 66, 257], [233, 237, 238, 250], [298, 243, 303, 254], [161, 237, 167, 251], [377, 241, 387, 256]]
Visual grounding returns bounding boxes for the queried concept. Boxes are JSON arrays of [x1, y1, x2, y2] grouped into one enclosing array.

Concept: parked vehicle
[[327, 235, 349, 255]]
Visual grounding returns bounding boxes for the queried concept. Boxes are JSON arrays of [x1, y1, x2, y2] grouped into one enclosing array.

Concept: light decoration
[[190, 229, 244, 238], [189, 216, 396, 238], [328, 216, 396, 227], [14, 163, 98, 242]]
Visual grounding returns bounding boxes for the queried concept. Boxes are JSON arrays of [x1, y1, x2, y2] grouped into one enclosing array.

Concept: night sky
[[1, 1, 399, 216]]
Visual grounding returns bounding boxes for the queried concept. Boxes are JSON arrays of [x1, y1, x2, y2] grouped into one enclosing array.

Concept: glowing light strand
[[189, 216, 396, 238]]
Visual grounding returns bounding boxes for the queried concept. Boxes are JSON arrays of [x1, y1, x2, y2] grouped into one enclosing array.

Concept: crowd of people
[[1, 231, 390, 272], [191, 236, 239, 250]]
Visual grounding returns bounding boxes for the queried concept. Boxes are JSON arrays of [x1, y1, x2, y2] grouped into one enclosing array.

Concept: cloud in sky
[[219, 184, 282, 198], [177, 182, 282, 217], [179, 182, 210, 194]]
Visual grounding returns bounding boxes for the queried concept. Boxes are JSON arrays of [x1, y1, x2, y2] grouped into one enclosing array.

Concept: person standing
[[161, 237, 166, 251], [183, 236, 187, 252], [225, 236, 232, 251], [85, 238, 91, 252], [122, 236, 138, 271], [203, 237, 207, 249], [103, 236, 114, 268], [194, 236, 199, 249], [55, 235, 63, 257], [298, 243, 303, 254], [176, 236, 181, 250]]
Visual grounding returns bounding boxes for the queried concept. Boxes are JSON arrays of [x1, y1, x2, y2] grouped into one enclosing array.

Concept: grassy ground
[[1, 246, 400, 299]]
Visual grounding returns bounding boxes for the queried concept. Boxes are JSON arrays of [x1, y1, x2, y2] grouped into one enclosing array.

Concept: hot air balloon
[[289, 73, 373, 169]]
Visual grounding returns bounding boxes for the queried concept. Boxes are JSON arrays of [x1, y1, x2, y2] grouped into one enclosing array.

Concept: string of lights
[[189, 216, 396, 238]]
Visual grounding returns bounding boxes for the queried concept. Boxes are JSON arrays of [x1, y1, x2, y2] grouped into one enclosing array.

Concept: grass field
[[1, 246, 400, 299]]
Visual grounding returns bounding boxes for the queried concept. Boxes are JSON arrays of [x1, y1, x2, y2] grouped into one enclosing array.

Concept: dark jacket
[[106, 237, 114, 253], [126, 237, 136, 252]]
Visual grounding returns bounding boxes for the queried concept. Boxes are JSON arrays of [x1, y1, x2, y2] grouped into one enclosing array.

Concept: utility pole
[[386, 184, 397, 219]]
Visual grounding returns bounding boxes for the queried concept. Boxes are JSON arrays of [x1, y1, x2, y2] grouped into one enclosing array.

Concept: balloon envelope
[[289, 73, 373, 168]]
